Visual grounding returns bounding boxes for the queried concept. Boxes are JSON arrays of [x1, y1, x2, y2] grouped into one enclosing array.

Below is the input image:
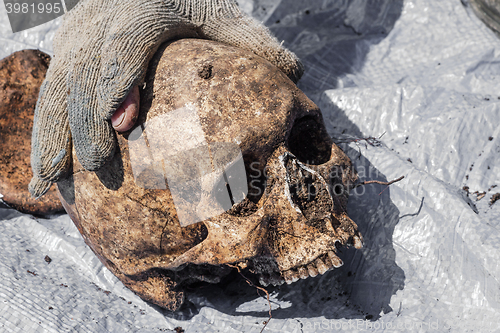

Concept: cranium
[[57, 39, 363, 311]]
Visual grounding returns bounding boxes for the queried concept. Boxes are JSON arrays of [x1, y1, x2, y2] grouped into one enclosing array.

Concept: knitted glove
[[29, 0, 304, 198]]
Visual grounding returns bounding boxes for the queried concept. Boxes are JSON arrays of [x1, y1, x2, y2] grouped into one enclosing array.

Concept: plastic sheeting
[[1, 0, 500, 332]]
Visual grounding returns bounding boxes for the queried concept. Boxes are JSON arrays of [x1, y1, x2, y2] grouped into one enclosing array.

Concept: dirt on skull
[[57, 39, 363, 311]]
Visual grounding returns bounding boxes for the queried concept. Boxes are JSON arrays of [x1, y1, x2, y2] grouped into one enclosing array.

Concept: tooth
[[328, 250, 343, 268], [282, 270, 299, 284], [297, 266, 309, 279], [273, 279, 285, 286], [270, 273, 285, 286], [259, 275, 270, 287], [322, 255, 333, 269], [307, 263, 318, 277], [282, 270, 292, 284], [353, 235, 363, 249], [315, 258, 329, 275]]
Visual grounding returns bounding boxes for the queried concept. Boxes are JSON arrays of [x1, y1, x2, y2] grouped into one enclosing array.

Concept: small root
[[226, 264, 272, 333], [354, 175, 405, 195]]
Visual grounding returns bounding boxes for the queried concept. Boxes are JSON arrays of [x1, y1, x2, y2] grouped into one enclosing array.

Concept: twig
[[334, 135, 383, 159], [335, 136, 382, 147], [355, 175, 404, 188], [355, 175, 405, 195], [226, 264, 272, 333]]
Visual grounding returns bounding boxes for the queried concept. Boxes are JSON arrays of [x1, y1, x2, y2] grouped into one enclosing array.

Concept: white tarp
[[1, 0, 500, 332]]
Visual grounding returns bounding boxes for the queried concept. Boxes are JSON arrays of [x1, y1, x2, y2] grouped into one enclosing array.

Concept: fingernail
[[111, 86, 140, 132], [111, 107, 126, 127]]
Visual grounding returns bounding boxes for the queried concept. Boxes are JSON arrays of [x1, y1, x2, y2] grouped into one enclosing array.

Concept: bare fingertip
[[111, 85, 140, 132]]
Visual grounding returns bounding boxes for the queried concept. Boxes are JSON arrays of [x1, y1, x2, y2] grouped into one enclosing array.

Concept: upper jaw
[[259, 250, 345, 287]]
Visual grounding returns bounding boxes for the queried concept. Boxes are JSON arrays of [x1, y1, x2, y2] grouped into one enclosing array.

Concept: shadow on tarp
[[263, 0, 404, 93]]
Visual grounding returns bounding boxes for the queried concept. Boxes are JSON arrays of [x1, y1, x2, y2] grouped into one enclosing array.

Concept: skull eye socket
[[287, 115, 332, 165], [216, 152, 266, 217]]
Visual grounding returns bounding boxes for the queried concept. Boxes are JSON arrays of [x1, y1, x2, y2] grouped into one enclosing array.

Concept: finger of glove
[[30, 58, 72, 186], [67, 49, 116, 171], [66, 1, 187, 169], [63, 2, 125, 172], [201, 11, 304, 83], [28, 174, 53, 199], [97, 3, 199, 119]]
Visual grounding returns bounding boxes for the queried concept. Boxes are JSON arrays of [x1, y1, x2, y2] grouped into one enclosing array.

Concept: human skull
[[57, 39, 363, 311]]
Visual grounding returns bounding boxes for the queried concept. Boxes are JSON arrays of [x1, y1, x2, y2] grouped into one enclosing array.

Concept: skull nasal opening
[[287, 115, 332, 165]]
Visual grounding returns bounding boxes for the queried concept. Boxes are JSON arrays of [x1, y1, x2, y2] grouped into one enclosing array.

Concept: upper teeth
[[328, 250, 343, 268], [315, 257, 329, 275], [281, 251, 344, 285]]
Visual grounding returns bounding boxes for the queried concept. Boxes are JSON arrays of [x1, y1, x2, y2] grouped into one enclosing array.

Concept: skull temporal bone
[[57, 39, 363, 311]]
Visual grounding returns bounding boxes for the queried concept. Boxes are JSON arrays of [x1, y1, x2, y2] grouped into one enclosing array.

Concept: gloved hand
[[29, 0, 304, 198]]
